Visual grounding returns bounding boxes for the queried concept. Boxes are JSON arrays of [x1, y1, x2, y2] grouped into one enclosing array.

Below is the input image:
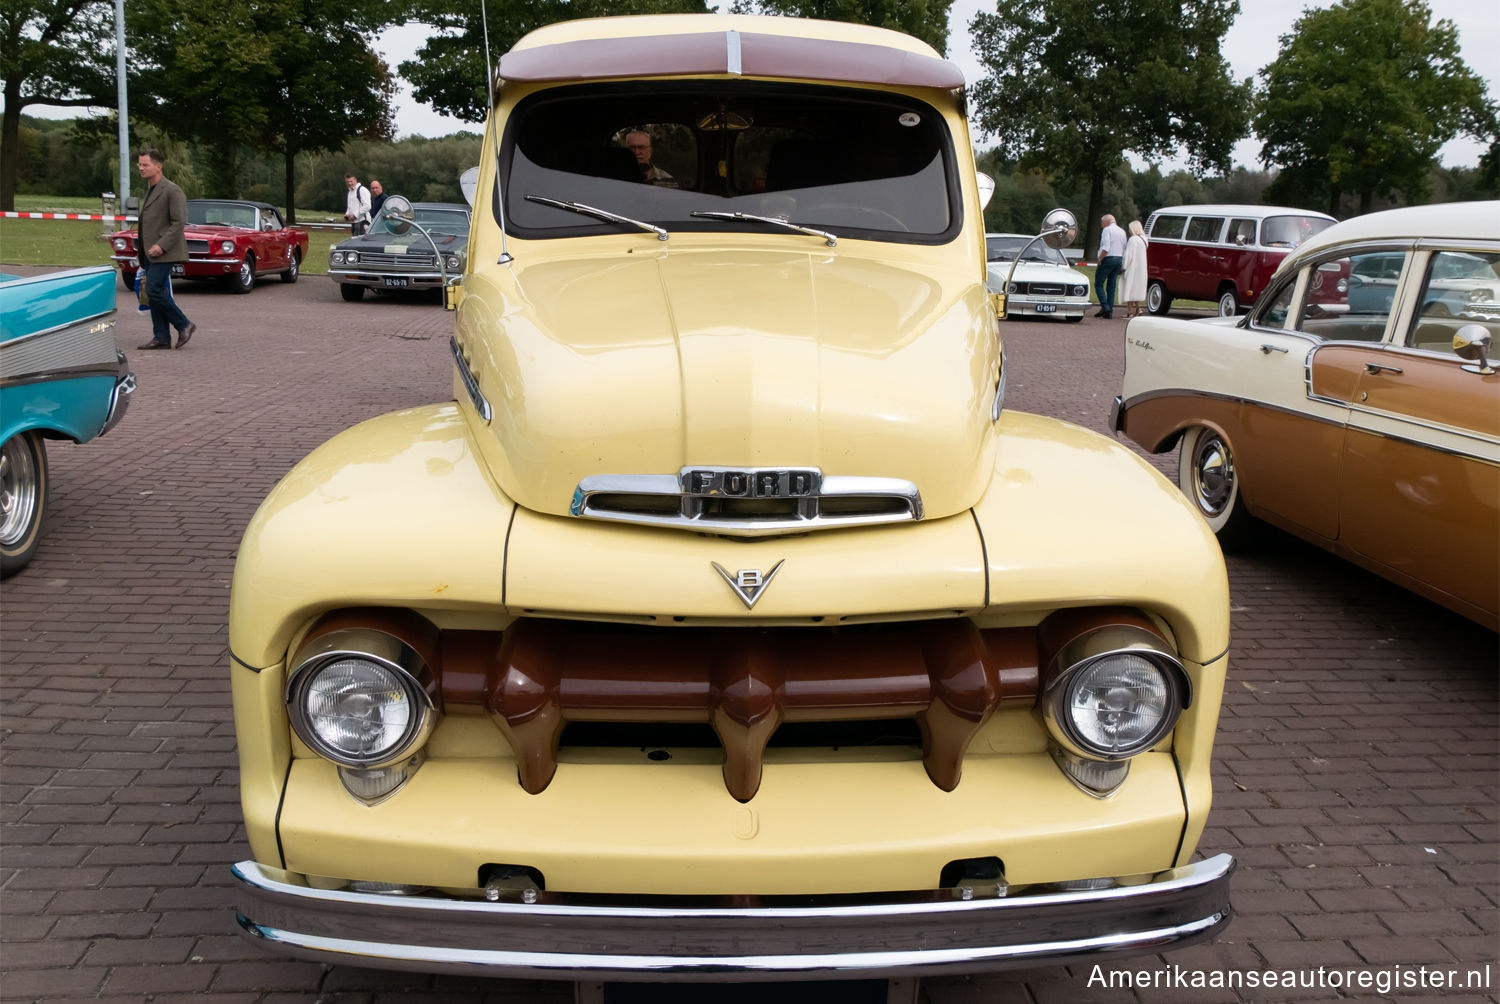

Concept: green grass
[[1, 211, 344, 275]]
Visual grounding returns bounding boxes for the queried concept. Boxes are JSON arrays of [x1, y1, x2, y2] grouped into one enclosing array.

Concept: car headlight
[[112, 238, 128, 251], [1071, 284, 1087, 296], [330, 251, 343, 264], [1470, 289, 1492, 303], [347, 251, 359, 264], [1336, 278, 1348, 293], [219, 240, 234, 254], [286, 625, 438, 768], [1041, 611, 1190, 764], [444, 254, 462, 270], [1006, 282, 1019, 294]]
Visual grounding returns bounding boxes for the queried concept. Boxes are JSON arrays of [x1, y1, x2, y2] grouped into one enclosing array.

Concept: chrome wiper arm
[[690, 210, 836, 247], [524, 195, 668, 241]]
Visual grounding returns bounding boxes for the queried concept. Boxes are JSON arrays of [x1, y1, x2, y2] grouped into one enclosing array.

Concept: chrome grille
[[571, 467, 922, 536], [1027, 282, 1066, 295], [355, 252, 437, 268]]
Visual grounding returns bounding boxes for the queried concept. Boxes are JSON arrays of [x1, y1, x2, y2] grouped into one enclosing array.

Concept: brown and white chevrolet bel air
[[1115, 201, 1499, 630]]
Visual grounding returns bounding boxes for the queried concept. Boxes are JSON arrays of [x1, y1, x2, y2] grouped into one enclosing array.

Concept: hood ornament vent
[[570, 467, 922, 537]]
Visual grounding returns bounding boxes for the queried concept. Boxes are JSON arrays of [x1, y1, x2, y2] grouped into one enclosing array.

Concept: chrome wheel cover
[[239, 258, 254, 289], [0, 437, 39, 547], [1190, 432, 1234, 517]]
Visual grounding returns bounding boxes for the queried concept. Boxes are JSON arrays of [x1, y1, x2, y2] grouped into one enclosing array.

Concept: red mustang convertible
[[111, 200, 310, 294]]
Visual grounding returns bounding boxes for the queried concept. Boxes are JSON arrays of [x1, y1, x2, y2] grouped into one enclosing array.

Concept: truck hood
[[458, 246, 999, 529]]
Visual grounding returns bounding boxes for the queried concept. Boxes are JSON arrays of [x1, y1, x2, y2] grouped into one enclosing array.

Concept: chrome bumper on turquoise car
[[233, 854, 1233, 980]]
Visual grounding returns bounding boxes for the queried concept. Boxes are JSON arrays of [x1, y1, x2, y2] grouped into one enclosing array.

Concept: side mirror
[[1039, 208, 1077, 250], [976, 173, 995, 210], [1454, 324, 1496, 375], [382, 195, 415, 235], [460, 167, 479, 208]]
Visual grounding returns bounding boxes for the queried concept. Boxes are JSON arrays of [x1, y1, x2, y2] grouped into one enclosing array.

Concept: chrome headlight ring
[[1042, 623, 1190, 763], [286, 627, 437, 768]]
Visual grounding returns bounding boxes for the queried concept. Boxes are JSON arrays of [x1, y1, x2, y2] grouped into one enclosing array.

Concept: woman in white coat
[[1121, 220, 1149, 318]]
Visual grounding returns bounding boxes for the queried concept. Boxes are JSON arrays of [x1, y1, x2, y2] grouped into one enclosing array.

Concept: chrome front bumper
[[101, 352, 135, 436], [328, 269, 454, 290], [232, 854, 1233, 980], [1005, 295, 1088, 319]]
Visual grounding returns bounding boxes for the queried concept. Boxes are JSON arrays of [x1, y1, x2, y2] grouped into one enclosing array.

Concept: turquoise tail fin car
[[0, 266, 135, 575]]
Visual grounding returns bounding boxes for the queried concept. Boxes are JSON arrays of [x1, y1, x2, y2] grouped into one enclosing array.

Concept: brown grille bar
[[457, 618, 1038, 802]]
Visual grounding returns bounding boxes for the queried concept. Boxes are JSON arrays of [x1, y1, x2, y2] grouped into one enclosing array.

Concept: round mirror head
[[1040, 208, 1078, 249], [977, 173, 996, 210], [382, 195, 414, 235], [1454, 323, 1496, 374]]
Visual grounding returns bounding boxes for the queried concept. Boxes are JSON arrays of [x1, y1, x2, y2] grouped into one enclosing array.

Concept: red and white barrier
[[2, 212, 137, 220]]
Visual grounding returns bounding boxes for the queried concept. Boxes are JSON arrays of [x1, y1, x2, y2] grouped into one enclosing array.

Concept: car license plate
[[1036, 302, 1056, 312], [171, 264, 185, 275], [383, 277, 409, 288]]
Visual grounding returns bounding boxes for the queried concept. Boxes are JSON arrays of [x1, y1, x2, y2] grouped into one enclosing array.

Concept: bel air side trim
[[232, 854, 1233, 980], [0, 310, 118, 385]]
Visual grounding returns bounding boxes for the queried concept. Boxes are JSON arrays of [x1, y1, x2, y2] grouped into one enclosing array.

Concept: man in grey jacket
[[135, 149, 195, 350]]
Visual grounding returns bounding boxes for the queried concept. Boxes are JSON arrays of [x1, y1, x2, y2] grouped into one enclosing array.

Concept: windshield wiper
[[524, 195, 668, 241], [690, 210, 836, 247]]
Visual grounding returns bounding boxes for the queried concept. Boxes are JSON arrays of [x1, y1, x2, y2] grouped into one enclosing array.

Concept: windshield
[[188, 201, 258, 228], [986, 236, 1068, 266], [371, 205, 470, 236], [1261, 215, 1334, 248], [503, 82, 958, 243]]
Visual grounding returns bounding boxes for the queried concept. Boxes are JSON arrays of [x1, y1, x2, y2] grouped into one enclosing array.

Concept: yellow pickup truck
[[228, 12, 1233, 986]]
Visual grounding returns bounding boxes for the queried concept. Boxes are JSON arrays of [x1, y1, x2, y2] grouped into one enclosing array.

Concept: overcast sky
[[375, 0, 1500, 170]]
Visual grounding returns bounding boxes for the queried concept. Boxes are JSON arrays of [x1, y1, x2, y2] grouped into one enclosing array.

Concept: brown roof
[[498, 28, 965, 89]]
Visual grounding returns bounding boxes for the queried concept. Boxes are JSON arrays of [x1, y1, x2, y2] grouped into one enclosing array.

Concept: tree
[[729, 0, 952, 53], [969, 0, 1250, 254], [126, 0, 397, 220], [1254, 0, 1493, 216], [395, 0, 711, 125], [0, 1, 118, 210]]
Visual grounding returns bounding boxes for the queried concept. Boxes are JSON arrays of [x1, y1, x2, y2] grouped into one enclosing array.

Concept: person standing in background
[[133, 148, 195, 350], [369, 179, 387, 219], [344, 174, 371, 235], [1093, 214, 1127, 319], [1120, 220, 1149, 318]]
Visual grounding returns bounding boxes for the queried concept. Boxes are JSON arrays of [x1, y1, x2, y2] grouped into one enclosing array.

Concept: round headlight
[[287, 629, 436, 767], [1041, 618, 1189, 762], [1007, 282, 1019, 294], [1072, 284, 1087, 296], [347, 251, 359, 264], [219, 240, 234, 254], [112, 238, 128, 251], [1063, 654, 1176, 756], [444, 254, 461, 270]]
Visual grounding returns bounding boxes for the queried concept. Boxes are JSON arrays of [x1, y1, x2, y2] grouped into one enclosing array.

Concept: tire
[[1217, 288, 1240, 316], [281, 249, 300, 284], [119, 269, 137, 292], [340, 283, 365, 302], [230, 254, 255, 294], [1178, 425, 1251, 547], [0, 431, 49, 578], [1065, 314, 1084, 323], [1146, 280, 1172, 315]]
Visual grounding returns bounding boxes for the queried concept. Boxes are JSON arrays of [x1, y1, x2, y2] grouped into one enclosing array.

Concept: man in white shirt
[[344, 174, 372, 235], [1094, 214, 1127, 318]]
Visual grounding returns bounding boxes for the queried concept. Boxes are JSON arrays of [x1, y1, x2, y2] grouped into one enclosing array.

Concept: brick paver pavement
[[1, 269, 1495, 1003]]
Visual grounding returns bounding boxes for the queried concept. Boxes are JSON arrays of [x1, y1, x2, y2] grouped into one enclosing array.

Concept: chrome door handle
[[1364, 361, 1403, 374], [1259, 344, 1288, 354]]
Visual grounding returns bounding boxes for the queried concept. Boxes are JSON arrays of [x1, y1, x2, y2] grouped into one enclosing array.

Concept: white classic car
[[984, 233, 1090, 322], [1114, 201, 1499, 630]]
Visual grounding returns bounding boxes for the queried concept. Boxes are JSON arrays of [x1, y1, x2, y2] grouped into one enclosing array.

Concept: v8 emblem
[[711, 560, 785, 610]]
